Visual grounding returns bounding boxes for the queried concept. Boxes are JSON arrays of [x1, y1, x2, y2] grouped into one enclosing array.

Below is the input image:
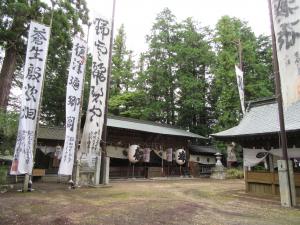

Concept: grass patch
[[226, 168, 244, 179]]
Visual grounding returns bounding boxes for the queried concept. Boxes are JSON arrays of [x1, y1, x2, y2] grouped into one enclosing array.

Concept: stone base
[[210, 171, 225, 180], [277, 160, 297, 207], [210, 165, 225, 180], [78, 170, 96, 186], [88, 184, 112, 188]]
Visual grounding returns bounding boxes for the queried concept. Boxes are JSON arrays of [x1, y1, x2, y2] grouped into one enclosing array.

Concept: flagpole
[[238, 39, 242, 70], [267, 0, 292, 206], [100, 0, 116, 184]]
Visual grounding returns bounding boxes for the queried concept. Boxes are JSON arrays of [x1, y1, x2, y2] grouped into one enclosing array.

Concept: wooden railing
[[245, 171, 300, 196]]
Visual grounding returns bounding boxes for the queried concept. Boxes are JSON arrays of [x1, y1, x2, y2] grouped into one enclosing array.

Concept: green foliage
[[175, 18, 215, 135], [143, 8, 178, 124], [0, 165, 8, 185], [40, 0, 89, 126], [210, 16, 274, 132], [0, 110, 18, 156], [109, 91, 149, 119], [1, 6, 275, 141], [252, 164, 267, 171], [0, 0, 89, 123], [226, 168, 244, 179], [0, 0, 50, 109], [109, 24, 135, 116]]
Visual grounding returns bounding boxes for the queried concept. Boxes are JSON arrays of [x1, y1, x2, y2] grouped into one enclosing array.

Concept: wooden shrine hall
[[211, 98, 300, 198], [34, 115, 214, 179]]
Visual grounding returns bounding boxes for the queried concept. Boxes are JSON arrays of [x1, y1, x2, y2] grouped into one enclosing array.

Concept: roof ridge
[[108, 114, 186, 130]]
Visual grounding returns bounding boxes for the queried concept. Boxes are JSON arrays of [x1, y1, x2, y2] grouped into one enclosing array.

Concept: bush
[[0, 165, 8, 185], [0, 109, 18, 156], [226, 168, 244, 179]]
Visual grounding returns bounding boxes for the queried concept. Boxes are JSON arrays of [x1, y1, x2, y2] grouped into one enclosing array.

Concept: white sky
[[87, 0, 271, 57]]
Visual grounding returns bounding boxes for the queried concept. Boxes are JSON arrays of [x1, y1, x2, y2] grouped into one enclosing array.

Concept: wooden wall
[[245, 171, 300, 197]]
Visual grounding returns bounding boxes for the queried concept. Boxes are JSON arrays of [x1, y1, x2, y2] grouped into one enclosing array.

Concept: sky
[[87, 0, 271, 57]]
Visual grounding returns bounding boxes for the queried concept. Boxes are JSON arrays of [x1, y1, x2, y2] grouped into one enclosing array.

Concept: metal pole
[[238, 39, 243, 70], [267, 0, 292, 206], [100, 0, 116, 184], [161, 150, 164, 176]]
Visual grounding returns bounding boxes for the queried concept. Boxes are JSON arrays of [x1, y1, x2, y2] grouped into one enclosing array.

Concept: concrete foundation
[[104, 157, 110, 185], [94, 155, 101, 185], [277, 160, 296, 207]]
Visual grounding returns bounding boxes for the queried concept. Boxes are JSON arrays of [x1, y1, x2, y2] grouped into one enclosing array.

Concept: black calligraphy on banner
[[78, 16, 111, 169], [31, 27, 47, 45], [74, 43, 86, 58], [59, 37, 87, 175], [20, 106, 37, 120], [66, 116, 75, 131], [14, 130, 34, 164], [25, 83, 38, 102], [69, 76, 80, 91], [92, 62, 106, 85], [274, 0, 299, 19], [72, 58, 84, 74], [295, 51, 300, 75], [91, 86, 103, 103], [237, 76, 244, 92], [12, 21, 50, 175], [29, 46, 43, 61], [94, 18, 110, 40], [63, 136, 75, 163], [95, 40, 108, 58], [274, 0, 300, 50], [26, 64, 42, 82], [67, 95, 80, 111], [87, 131, 101, 154], [278, 20, 300, 50], [89, 105, 102, 125]]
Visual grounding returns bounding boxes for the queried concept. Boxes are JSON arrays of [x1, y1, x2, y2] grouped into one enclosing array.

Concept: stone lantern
[[210, 152, 225, 180]]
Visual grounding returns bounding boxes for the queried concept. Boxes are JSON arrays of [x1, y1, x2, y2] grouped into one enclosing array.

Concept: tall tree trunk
[[0, 47, 17, 110]]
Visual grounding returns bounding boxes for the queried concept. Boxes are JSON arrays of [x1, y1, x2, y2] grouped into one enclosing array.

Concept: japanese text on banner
[[10, 21, 50, 175], [58, 37, 87, 175], [272, 0, 300, 108], [79, 15, 111, 168]]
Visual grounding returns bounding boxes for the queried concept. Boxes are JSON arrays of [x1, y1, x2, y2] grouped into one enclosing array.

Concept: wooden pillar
[[269, 154, 276, 195], [244, 168, 249, 192]]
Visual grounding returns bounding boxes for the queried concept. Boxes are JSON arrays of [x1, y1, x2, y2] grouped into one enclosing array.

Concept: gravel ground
[[0, 178, 300, 225]]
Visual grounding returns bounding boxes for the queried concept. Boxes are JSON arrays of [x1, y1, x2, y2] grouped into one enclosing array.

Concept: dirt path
[[0, 179, 299, 225]]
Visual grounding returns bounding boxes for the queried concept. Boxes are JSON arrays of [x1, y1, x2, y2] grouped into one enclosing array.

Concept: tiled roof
[[38, 115, 206, 141], [108, 115, 206, 139], [189, 145, 218, 155], [211, 100, 300, 138], [38, 126, 65, 140]]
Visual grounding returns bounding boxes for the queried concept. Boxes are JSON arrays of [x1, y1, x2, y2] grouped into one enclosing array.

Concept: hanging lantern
[[128, 145, 143, 163], [175, 149, 186, 165]]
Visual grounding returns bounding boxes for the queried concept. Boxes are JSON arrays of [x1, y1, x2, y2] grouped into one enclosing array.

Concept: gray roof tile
[[38, 116, 206, 140], [212, 100, 300, 138]]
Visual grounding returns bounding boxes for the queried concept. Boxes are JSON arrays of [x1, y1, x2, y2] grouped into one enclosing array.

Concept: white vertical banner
[[79, 15, 112, 168], [10, 21, 50, 175], [235, 65, 245, 115], [272, 0, 300, 109], [58, 37, 87, 175]]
